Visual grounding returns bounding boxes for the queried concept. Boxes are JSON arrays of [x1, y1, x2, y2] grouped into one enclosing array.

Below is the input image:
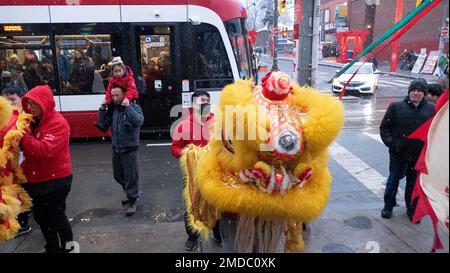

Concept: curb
[[318, 62, 434, 80]]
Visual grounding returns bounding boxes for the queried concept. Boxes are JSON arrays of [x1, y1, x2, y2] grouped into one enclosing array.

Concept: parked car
[[332, 62, 381, 95], [277, 38, 294, 54]]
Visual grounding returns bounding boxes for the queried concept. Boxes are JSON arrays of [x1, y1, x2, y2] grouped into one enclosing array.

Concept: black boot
[[381, 205, 393, 219], [185, 235, 198, 251], [407, 208, 420, 223]]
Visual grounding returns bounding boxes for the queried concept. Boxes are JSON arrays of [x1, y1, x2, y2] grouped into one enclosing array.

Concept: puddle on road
[[322, 244, 355, 253], [344, 216, 373, 230]]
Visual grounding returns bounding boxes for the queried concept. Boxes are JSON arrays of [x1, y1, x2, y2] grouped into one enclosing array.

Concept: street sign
[[412, 53, 427, 74], [337, 26, 349, 33], [421, 51, 439, 74]]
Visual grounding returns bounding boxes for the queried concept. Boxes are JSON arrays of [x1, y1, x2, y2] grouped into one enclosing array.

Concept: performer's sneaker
[[15, 225, 31, 238], [185, 238, 198, 251], [126, 201, 137, 217], [211, 234, 222, 247], [381, 206, 393, 219], [121, 192, 129, 208], [121, 199, 129, 208]]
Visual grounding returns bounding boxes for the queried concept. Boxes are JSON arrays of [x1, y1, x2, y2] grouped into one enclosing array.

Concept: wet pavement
[[1, 57, 448, 253]]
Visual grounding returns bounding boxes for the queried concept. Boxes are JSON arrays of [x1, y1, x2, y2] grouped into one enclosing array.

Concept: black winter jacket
[[97, 102, 144, 154], [380, 96, 435, 162]]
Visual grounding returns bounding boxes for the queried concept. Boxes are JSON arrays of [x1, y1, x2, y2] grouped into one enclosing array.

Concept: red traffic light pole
[[391, 0, 404, 72]]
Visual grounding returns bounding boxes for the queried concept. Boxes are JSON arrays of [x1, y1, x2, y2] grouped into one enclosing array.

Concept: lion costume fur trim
[[0, 98, 11, 132], [0, 99, 33, 244]]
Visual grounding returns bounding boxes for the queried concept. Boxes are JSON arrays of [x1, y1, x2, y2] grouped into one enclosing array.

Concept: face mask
[[200, 103, 211, 116]]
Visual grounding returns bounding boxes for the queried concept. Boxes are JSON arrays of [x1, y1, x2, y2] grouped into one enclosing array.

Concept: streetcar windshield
[[225, 18, 252, 80]]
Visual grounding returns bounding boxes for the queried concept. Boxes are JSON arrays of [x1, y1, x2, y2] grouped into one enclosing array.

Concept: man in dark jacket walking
[[96, 84, 144, 217], [379, 78, 435, 221]]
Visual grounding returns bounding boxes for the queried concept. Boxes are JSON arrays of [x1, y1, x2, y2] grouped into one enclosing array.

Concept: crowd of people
[[141, 51, 171, 93], [0, 45, 113, 97], [0, 52, 54, 95]]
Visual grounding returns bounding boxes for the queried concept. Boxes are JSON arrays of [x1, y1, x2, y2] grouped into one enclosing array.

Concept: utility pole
[[311, 0, 320, 87], [296, 0, 318, 86], [273, 0, 279, 70]]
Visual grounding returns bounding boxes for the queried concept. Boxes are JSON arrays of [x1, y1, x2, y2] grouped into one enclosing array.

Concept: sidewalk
[[259, 54, 439, 82], [1, 207, 447, 253], [318, 58, 439, 82]]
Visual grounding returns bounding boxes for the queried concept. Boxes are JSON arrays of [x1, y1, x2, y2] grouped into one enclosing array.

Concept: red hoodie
[[171, 111, 215, 159], [104, 66, 139, 104], [21, 85, 72, 183]]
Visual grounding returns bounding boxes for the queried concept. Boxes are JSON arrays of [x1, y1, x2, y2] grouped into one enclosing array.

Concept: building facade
[[348, 0, 449, 65], [320, 0, 349, 43]]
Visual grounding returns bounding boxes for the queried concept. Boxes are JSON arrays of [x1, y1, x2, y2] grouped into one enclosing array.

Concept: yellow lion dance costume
[[181, 72, 344, 252], [0, 97, 32, 243]]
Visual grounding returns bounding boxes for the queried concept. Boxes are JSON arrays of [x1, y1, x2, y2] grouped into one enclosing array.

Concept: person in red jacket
[[102, 56, 139, 106], [20, 85, 73, 253], [171, 91, 214, 159], [171, 91, 221, 251]]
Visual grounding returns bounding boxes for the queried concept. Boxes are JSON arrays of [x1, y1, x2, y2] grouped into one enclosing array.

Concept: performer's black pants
[[27, 175, 73, 253]]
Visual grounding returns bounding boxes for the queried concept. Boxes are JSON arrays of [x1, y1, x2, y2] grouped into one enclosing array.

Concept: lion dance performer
[[0, 97, 32, 243], [181, 71, 344, 252]]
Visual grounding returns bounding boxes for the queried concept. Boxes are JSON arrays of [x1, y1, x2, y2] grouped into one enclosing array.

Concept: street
[[1, 57, 448, 254]]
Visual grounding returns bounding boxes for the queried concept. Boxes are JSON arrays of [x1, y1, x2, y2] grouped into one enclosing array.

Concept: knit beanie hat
[[109, 56, 125, 69], [408, 78, 428, 94]]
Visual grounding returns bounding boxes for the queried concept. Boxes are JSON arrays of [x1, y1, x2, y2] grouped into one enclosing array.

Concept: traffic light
[[279, 0, 287, 15], [282, 27, 289, 38]]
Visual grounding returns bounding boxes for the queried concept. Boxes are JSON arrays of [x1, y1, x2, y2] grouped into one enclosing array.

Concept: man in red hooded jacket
[[20, 85, 73, 253], [171, 91, 222, 251]]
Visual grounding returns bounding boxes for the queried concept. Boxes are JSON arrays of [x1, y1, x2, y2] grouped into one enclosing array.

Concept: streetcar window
[[55, 34, 112, 95], [225, 18, 252, 80], [139, 33, 172, 94], [0, 34, 56, 94], [192, 23, 233, 90]]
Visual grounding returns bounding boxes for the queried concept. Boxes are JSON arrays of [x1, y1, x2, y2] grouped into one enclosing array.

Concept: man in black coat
[[379, 78, 435, 221], [96, 84, 144, 217]]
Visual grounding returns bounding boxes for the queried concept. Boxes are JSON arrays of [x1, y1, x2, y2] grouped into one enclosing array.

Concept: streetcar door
[[135, 25, 181, 132]]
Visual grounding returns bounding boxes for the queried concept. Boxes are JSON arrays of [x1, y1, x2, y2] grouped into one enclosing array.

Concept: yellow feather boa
[[0, 98, 33, 244]]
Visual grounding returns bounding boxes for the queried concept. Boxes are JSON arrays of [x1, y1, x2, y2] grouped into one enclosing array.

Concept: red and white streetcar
[[0, 0, 255, 137]]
